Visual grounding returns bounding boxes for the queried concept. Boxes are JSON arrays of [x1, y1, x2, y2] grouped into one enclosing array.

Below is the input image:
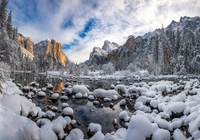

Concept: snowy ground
[[1, 77, 200, 139]]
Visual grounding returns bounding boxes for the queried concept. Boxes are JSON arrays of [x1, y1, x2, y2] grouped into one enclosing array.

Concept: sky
[[8, 0, 200, 63]]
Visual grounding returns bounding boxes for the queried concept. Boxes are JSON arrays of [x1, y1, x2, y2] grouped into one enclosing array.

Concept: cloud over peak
[[8, 0, 200, 63]]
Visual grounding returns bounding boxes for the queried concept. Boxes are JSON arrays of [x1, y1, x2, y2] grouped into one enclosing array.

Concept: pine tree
[[7, 11, 12, 39], [0, 0, 8, 28], [152, 34, 159, 75], [175, 28, 180, 58]]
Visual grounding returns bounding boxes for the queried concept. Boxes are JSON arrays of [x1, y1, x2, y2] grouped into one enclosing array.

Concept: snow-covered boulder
[[38, 91, 46, 97], [0, 105, 41, 140], [75, 92, 83, 99], [93, 89, 120, 100], [119, 111, 130, 122], [126, 115, 152, 140], [104, 128, 127, 140], [65, 128, 84, 140], [63, 107, 74, 116], [72, 85, 89, 95], [1, 94, 39, 117], [115, 85, 127, 95], [1, 81, 23, 96]]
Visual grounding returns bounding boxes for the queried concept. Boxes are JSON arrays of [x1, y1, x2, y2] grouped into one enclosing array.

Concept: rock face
[[18, 33, 34, 54], [88, 40, 119, 67], [34, 39, 68, 66]]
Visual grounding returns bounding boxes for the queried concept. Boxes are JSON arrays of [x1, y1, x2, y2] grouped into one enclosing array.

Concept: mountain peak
[[102, 40, 119, 53]]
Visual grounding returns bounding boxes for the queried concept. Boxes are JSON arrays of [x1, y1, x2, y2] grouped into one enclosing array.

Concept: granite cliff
[[33, 39, 68, 67]]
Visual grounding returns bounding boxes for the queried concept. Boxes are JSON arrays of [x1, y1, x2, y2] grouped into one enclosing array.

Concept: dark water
[[12, 73, 133, 138]]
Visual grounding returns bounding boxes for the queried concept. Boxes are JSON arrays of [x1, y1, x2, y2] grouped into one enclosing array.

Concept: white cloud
[[9, 0, 200, 63]]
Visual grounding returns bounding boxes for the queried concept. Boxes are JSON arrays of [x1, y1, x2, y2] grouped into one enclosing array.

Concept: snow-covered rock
[[65, 128, 84, 140], [72, 85, 89, 95], [126, 115, 152, 140]]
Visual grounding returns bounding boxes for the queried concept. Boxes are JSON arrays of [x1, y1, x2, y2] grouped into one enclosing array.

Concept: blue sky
[[8, 0, 200, 63]]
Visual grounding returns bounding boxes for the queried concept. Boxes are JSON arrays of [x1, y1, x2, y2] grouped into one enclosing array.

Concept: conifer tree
[[0, 0, 8, 28], [7, 11, 12, 38]]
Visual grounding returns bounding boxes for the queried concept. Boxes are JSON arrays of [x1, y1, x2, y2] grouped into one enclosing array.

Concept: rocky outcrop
[[33, 39, 68, 66], [102, 40, 119, 53], [87, 40, 119, 67], [18, 33, 34, 54], [87, 47, 108, 67]]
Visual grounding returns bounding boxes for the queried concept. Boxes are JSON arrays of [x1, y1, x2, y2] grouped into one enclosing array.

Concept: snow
[[65, 128, 84, 140], [115, 85, 127, 95], [126, 115, 152, 140], [119, 99, 126, 106], [38, 91, 46, 97], [119, 111, 130, 122], [72, 85, 89, 95], [152, 128, 170, 140], [0, 104, 40, 140], [1, 94, 39, 117], [104, 128, 127, 140], [89, 131, 104, 140], [173, 129, 186, 140], [51, 93, 59, 100], [93, 88, 120, 100], [88, 123, 102, 133], [75, 92, 83, 99], [4, 76, 200, 139], [62, 107, 74, 116], [1, 81, 23, 96]]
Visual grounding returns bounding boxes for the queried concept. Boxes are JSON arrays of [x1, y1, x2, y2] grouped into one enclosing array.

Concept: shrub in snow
[[115, 85, 127, 95], [119, 111, 130, 122], [65, 128, 84, 140], [126, 115, 152, 140], [0, 61, 10, 86], [102, 62, 115, 74], [62, 107, 74, 116], [72, 85, 89, 95]]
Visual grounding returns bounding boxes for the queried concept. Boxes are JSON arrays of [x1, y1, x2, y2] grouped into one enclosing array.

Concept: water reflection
[[12, 73, 133, 139]]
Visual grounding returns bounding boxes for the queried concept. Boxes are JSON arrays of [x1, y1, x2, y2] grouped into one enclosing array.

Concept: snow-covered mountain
[[87, 40, 119, 67], [33, 39, 68, 67], [102, 40, 119, 53], [87, 16, 200, 74]]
